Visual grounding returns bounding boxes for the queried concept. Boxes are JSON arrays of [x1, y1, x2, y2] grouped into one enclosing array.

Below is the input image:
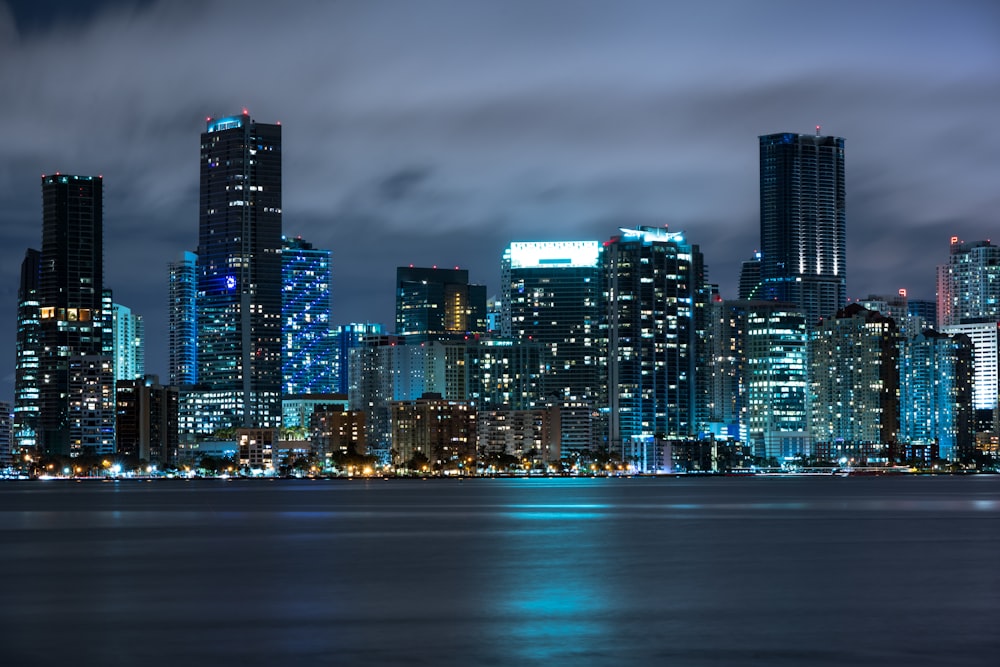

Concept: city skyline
[[1, 0, 999, 403]]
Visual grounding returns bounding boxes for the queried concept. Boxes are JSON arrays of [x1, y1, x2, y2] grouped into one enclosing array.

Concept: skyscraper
[[13, 249, 41, 452], [168, 251, 198, 386], [332, 323, 386, 394], [112, 303, 145, 382], [395, 267, 486, 341], [35, 174, 111, 456], [759, 131, 846, 326], [936, 237, 1000, 327], [605, 226, 712, 466], [282, 236, 333, 394], [501, 240, 606, 456], [196, 111, 282, 430]]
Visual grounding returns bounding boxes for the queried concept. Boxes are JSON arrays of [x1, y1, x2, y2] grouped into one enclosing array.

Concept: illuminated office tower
[[112, 303, 145, 381], [13, 249, 41, 452], [348, 334, 403, 463], [738, 252, 762, 300], [332, 323, 386, 394], [898, 331, 974, 462], [501, 241, 606, 457], [936, 237, 1000, 327], [395, 267, 486, 342], [282, 236, 333, 394], [743, 302, 809, 461], [939, 321, 1000, 433], [759, 131, 846, 326], [168, 251, 198, 386], [0, 403, 11, 468], [35, 174, 111, 456], [196, 111, 282, 430], [605, 226, 712, 465], [809, 304, 899, 464]]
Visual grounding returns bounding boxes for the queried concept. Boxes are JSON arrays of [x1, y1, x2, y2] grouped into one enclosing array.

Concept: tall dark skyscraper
[[759, 131, 846, 326], [605, 226, 712, 468], [196, 111, 282, 430], [35, 174, 112, 455]]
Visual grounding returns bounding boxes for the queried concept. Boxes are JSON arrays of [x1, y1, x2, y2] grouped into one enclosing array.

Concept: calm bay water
[[1, 476, 998, 666]]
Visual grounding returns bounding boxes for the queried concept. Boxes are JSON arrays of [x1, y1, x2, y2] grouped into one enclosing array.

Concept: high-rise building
[[168, 251, 198, 386], [936, 237, 1000, 327], [898, 331, 974, 462], [809, 304, 899, 464], [112, 303, 145, 381], [0, 403, 12, 468], [13, 249, 41, 452], [348, 334, 403, 463], [939, 321, 1000, 432], [742, 301, 809, 462], [116, 375, 179, 467], [196, 111, 282, 431], [332, 323, 386, 394], [759, 131, 846, 326], [395, 267, 486, 341], [282, 236, 333, 394], [33, 174, 111, 456], [501, 241, 606, 457], [605, 226, 712, 465]]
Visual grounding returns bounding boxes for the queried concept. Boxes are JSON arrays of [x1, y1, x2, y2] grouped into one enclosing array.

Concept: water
[[1, 476, 997, 666]]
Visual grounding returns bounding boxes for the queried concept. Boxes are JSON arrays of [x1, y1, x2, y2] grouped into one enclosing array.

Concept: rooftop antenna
[[816, 124, 821, 136]]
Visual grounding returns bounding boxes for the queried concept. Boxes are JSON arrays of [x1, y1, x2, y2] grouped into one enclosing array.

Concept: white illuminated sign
[[508, 241, 601, 269]]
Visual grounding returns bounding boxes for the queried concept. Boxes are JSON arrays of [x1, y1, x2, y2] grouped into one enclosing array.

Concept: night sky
[[1, 0, 998, 402]]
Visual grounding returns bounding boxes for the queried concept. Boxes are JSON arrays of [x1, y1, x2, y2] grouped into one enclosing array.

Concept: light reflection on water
[[0, 476, 997, 666]]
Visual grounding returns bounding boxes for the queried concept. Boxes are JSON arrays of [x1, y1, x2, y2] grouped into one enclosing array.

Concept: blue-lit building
[[743, 301, 809, 461], [282, 236, 333, 395], [760, 132, 846, 326], [605, 226, 712, 468], [332, 323, 386, 394], [898, 330, 974, 462], [196, 111, 282, 431], [168, 251, 198, 386], [112, 303, 145, 382], [13, 249, 41, 452]]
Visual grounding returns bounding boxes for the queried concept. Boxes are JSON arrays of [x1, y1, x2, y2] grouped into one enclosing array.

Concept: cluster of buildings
[[4, 116, 997, 475]]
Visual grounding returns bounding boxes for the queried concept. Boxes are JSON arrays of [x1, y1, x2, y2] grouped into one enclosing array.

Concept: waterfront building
[[115, 375, 179, 467], [759, 131, 846, 326], [348, 334, 403, 463], [939, 321, 1000, 433], [743, 301, 809, 462], [237, 428, 276, 472], [395, 266, 486, 342], [196, 111, 282, 432], [282, 236, 333, 394], [309, 404, 367, 465], [898, 331, 974, 462], [501, 241, 605, 455], [168, 251, 198, 386], [937, 237, 1000, 327], [68, 355, 116, 456], [390, 393, 476, 470], [706, 298, 745, 440], [477, 406, 561, 466], [332, 323, 386, 394], [809, 304, 899, 464], [604, 226, 712, 465], [34, 174, 111, 456], [112, 303, 145, 381], [13, 249, 41, 452]]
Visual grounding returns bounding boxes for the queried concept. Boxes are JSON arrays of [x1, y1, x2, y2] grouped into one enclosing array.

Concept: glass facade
[[759, 132, 846, 327], [168, 251, 198, 386], [197, 112, 282, 430], [282, 236, 333, 395]]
